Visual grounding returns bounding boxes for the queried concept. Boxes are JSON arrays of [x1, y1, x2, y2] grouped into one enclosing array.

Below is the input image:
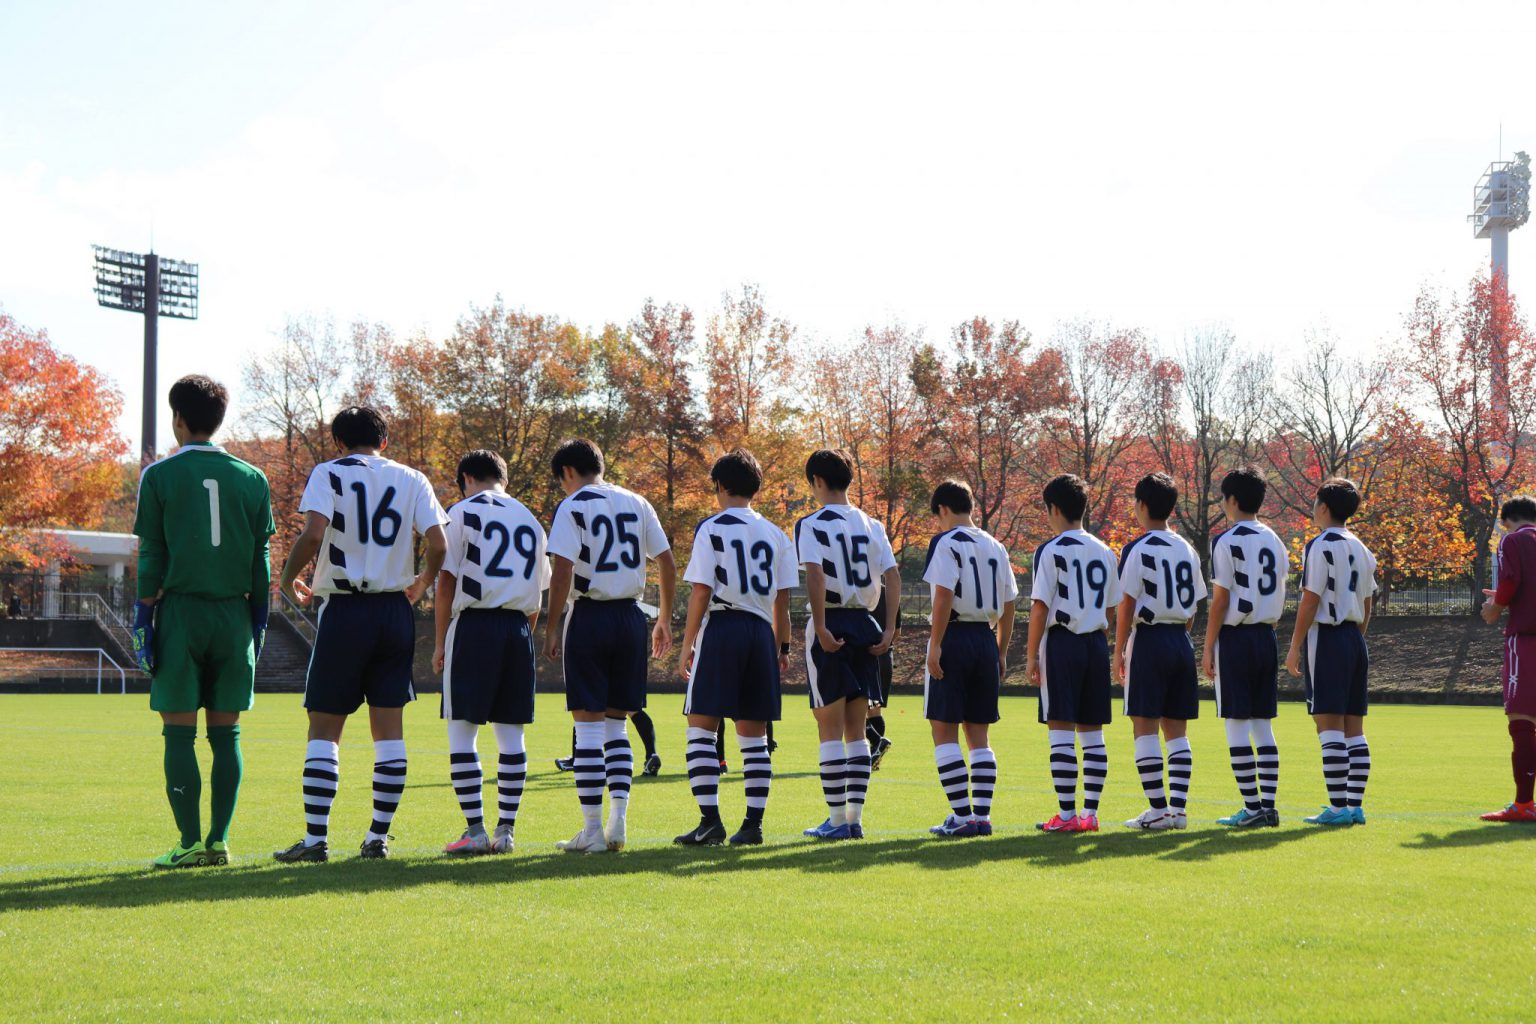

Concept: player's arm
[[1360, 594, 1373, 636], [677, 582, 711, 678], [872, 565, 901, 656], [132, 469, 167, 605], [652, 548, 676, 660], [1285, 589, 1321, 677], [927, 584, 954, 680], [997, 598, 1016, 677], [1203, 585, 1229, 679], [774, 587, 792, 673], [805, 562, 844, 652], [280, 511, 330, 606], [1026, 598, 1048, 686], [432, 569, 457, 674], [406, 524, 447, 604], [1112, 593, 1134, 683], [544, 555, 574, 660]]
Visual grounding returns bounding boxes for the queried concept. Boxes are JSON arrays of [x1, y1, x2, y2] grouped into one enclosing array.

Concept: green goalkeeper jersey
[[134, 442, 276, 602]]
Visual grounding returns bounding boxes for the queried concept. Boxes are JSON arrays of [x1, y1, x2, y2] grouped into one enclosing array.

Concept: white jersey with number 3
[[1210, 521, 1289, 625], [299, 454, 449, 596], [443, 489, 550, 617], [1029, 529, 1121, 634], [684, 507, 798, 625], [546, 481, 670, 602]]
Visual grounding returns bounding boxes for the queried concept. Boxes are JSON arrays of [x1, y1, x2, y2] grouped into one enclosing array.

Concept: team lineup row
[[129, 376, 1536, 870]]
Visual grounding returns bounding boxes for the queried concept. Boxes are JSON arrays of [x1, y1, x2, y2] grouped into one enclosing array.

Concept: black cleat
[[718, 760, 729, 775], [273, 839, 328, 863], [642, 753, 662, 777], [870, 737, 894, 772], [358, 836, 391, 859], [674, 817, 727, 846], [1263, 808, 1281, 828], [729, 822, 764, 846], [554, 757, 574, 773]]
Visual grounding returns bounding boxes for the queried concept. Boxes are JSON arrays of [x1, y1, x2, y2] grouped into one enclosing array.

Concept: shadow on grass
[[1401, 825, 1536, 850], [0, 825, 1334, 913]]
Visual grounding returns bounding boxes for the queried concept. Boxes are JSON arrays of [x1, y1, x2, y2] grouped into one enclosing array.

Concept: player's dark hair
[[804, 448, 854, 491], [1501, 496, 1536, 524], [550, 438, 604, 479], [331, 406, 388, 450], [1134, 472, 1178, 521], [930, 479, 974, 515], [1220, 464, 1267, 515], [710, 448, 763, 498], [168, 375, 228, 437], [1316, 477, 1361, 523], [456, 449, 508, 495], [1042, 473, 1089, 523]]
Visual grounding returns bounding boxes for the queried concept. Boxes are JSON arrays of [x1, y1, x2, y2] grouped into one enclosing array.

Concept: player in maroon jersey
[[1479, 495, 1536, 822]]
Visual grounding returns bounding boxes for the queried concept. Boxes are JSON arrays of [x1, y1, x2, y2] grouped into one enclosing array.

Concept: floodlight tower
[[1469, 150, 1531, 285], [92, 246, 199, 464]]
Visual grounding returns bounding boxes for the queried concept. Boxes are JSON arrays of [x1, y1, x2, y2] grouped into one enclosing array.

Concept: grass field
[[1, 694, 1531, 1022]]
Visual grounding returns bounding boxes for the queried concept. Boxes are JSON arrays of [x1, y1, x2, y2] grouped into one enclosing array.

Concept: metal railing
[[271, 590, 318, 644], [55, 592, 129, 629], [0, 647, 127, 694]]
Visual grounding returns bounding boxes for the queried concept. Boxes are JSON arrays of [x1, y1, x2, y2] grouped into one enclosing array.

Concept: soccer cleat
[[870, 737, 894, 772], [1263, 808, 1281, 827], [205, 840, 231, 866], [273, 839, 328, 863], [1075, 812, 1100, 832], [1479, 801, 1536, 822], [605, 816, 627, 852], [848, 823, 865, 840], [929, 814, 979, 838], [490, 824, 515, 854], [1350, 807, 1367, 825], [444, 828, 490, 856], [1304, 806, 1354, 827], [1036, 813, 1078, 833], [729, 822, 764, 846], [554, 757, 574, 773], [359, 836, 392, 859], [1217, 807, 1267, 828], [152, 841, 207, 869], [1167, 810, 1188, 830], [975, 819, 993, 836], [803, 817, 842, 839], [1124, 808, 1174, 831], [674, 817, 728, 846], [556, 826, 608, 854], [719, 760, 730, 775], [642, 753, 662, 777]]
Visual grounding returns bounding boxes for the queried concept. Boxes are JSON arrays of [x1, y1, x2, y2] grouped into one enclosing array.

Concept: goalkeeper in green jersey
[[132, 376, 275, 869]]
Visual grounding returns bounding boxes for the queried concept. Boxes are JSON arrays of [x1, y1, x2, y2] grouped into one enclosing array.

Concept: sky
[[1, 0, 1532, 454]]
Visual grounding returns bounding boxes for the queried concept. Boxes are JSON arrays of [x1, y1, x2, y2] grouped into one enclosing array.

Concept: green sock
[[162, 724, 202, 848], [206, 724, 243, 845]]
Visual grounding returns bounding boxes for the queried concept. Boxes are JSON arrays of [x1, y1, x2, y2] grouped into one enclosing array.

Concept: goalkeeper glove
[[131, 601, 156, 674]]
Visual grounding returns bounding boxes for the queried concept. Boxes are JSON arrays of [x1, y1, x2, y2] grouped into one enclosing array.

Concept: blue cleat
[[1217, 807, 1268, 828], [929, 815, 979, 838], [803, 818, 839, 839], [1350, 806, 1366, 825], [847, 823, 864, 840], [1304, 806, 1354, 827], [975, 819, 993, 836]]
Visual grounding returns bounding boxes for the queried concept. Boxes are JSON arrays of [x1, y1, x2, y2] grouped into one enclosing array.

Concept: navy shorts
[[305, 592, 416, 715], [1303, 622, 1369, 717], [1214, 622, 1279, 720], [1124, 623, 1199, 720], [684, 610, 781, 721], [806, 607, 884, 709], [442, 609, 536, 725], [564, 598, 649, 714], [924, 621, 1000, 724], [1038, 626, 1111, 726]]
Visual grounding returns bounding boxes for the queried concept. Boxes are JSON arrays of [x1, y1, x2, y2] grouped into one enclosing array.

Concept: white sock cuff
[[847, 739, 871, 758], [446, 719, 480, 755], [968, 746, 995, 766], [1320, 729, 1346, 746], [1223, 718, 1253, 746], [574, 721, 605, 747], [1047, 729, 1075, 747], [306, 739, 339, 762], [819, 739, 845, 761], [1346, 733, 1368, 747], [1166, 736, 1192, 755], [374, 738, 406, 763], [1250, 719, 1277, 746], [491, 722, 525, 754], [736, 733, 768, 753], [1080, 730, 1106, 748], [604, 717, 629, 741], [687, 726, 717, 744], [1134, 733, 1162, 760], [935, 742, 963, 766]]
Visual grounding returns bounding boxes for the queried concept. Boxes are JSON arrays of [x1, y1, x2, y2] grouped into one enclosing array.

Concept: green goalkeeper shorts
[[149, 592, 256, 713]]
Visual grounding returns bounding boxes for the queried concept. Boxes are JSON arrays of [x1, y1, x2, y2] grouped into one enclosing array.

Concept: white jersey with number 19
[[299, 454, 450, 596], [1029, 529, 1121, 634]]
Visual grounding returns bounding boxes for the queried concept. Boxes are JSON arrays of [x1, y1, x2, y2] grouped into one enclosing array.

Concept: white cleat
[[1168, 809, 1188, 830], [1124, 807, 1175, 831], [490, 824, 515, 854], [605, 816, 627, 852], [556, 826, 608, 854]]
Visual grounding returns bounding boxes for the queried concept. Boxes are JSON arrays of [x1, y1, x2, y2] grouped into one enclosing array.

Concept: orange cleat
[[1036, 813, 1079, 833], [1075, 812, 1100, 832], [1480, 801, 1536, 822]]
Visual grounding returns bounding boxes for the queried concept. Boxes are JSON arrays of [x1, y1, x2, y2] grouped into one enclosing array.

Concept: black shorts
[[1303, 623, 1369, 717], [1214, 622, 1279, 720], [806, 607, 883, 709], [684, 610, 781, 722], [442, 609, 536, 725], [924, 621, 1000, 724], [1038, 626, 1111, 726], [1123, 623, 1199, 720], [304, 592, 416, 715], [563, 598, 649, 714]]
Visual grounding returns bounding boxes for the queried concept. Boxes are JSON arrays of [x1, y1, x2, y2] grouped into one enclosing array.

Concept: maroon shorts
[[1504, 634, 1536, 716]]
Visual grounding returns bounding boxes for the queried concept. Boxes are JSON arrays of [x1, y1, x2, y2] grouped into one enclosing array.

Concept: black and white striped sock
[[969, 747, 997, 821], [1320, 729, 1349, 809], [738, 734, 772, 825], [1346, 734, 1370, 808], [1225, 718, 1259, 811], [934, 742, 971, 819], [1134, 732, 1167, 810], [302, 739, 339, 845], [367, 739, 407, 842], [686, 726, 721, 821], [1048, 730, 1078, 818], [492, 722, 526, 832], [818, 739, 847, 823], [604, 716, 633, 822], [573, 721, 605, 830], [1166, 737, 1192, 810], [1080, 731, 1108, 815], [844, 739, 872, 825], [446, 721, 484, 831], [1252, 718, 1279, 811]]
